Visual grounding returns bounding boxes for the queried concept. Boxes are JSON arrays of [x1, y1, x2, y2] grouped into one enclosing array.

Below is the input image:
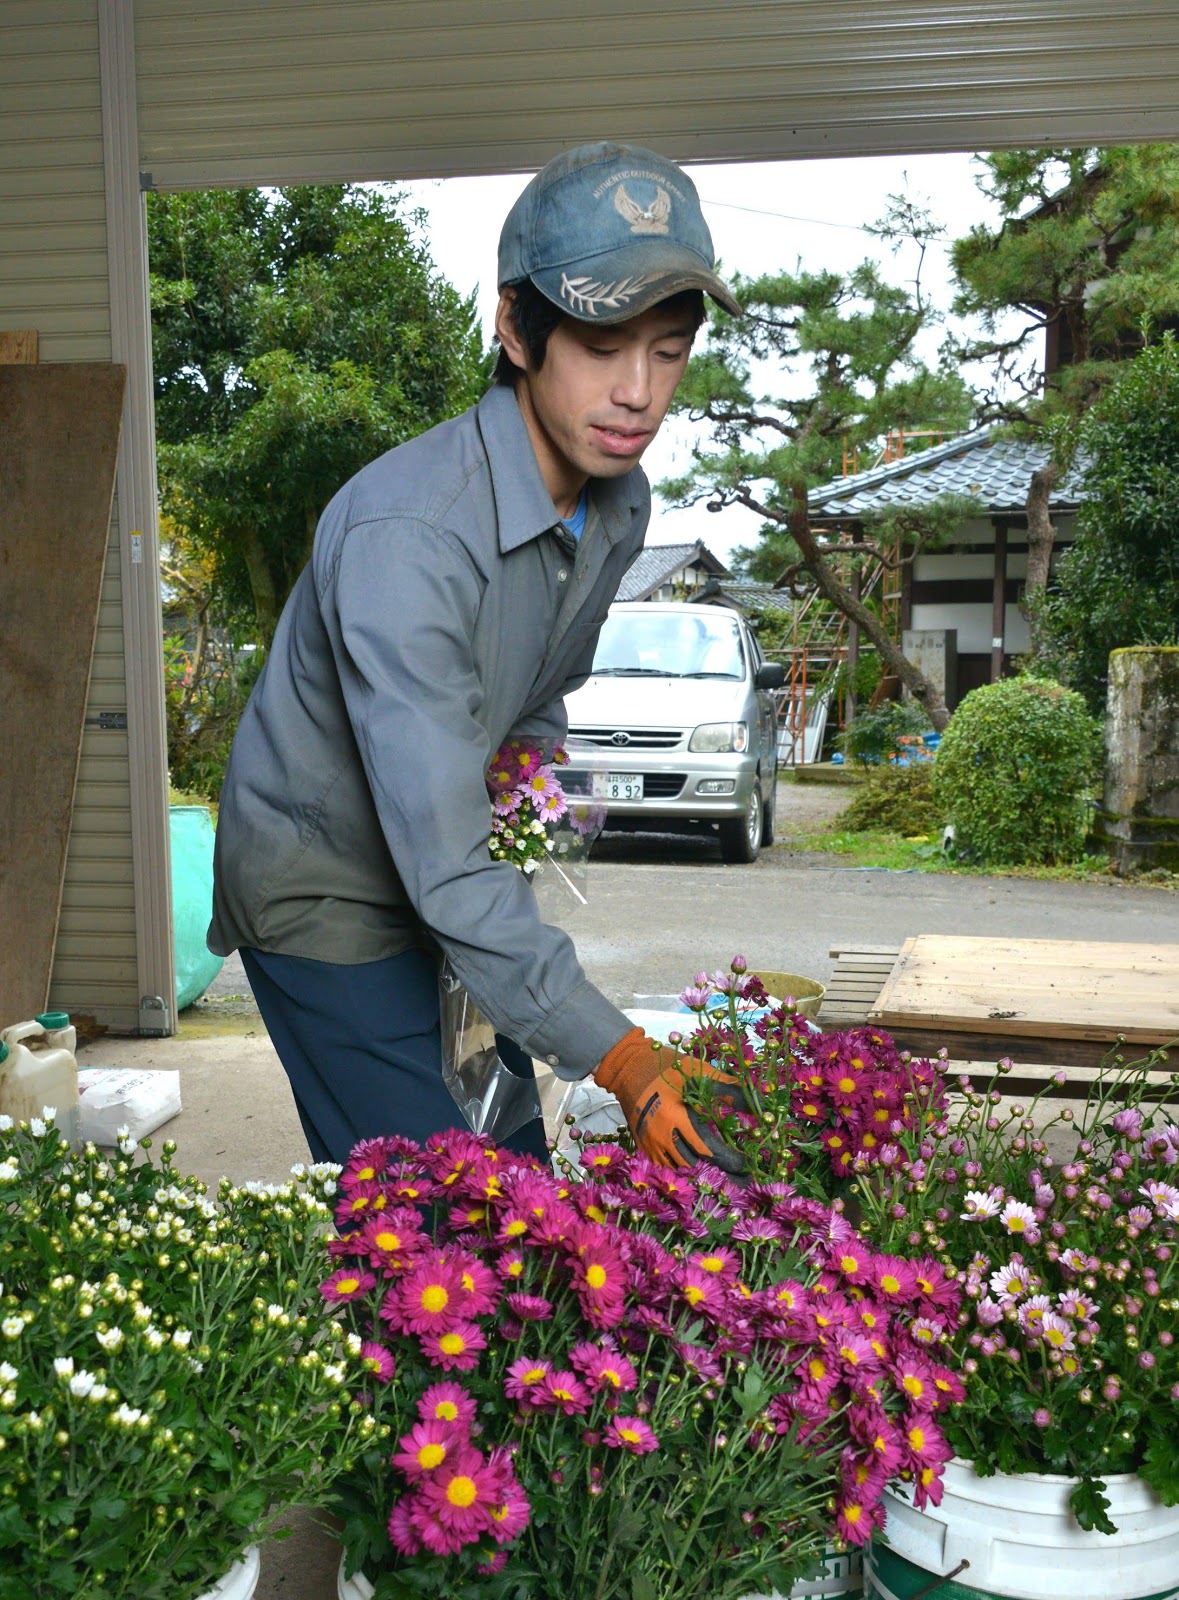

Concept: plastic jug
[[0, 1014, 82, 1147]]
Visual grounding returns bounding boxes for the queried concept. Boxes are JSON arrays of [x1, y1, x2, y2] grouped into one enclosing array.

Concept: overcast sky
[[399, 153, 1011, 567]]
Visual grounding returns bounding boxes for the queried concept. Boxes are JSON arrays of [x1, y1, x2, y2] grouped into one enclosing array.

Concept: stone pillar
[[1100, 647, 1179, 873], [902, 628, 958, 708]]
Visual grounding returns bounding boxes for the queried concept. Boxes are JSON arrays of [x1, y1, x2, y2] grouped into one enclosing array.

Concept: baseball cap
[[498, 141, 741, 325]]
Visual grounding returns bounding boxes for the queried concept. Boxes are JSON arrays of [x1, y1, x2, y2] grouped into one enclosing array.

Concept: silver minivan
[[561, 601, 785, 862]]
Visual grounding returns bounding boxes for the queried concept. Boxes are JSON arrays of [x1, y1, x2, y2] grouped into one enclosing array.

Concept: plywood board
[[0, 331, 39, 364], [0, 364, 126, 1020], [869, 935, 1179, 1047]]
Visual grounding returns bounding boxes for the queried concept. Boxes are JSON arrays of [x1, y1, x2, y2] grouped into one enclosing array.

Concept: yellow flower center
[[435, 1400, 459, 1420], [837, 1076, 856, 1095], [603, 1367, 622, 1387], [839, 1255, 860, 1275], [844, 1503, 863, 1525], [447, 1475, 478, 1508], [1008, 1215, 1028, 1233], [418, 1443, 446, 1469], [336, 1277, 360, 1295], [808, 1358, 827, 1381], [523, 1367, 545, 1383], [902, 1375, 925, 1398], [421, 1285, 449, 1314], [356, 1165, 376, 1181], [881, 1275, 900, 1295], [591, 1154, 612, 1167], [438, 1333, 465, 1356], [909, 1426, 926, 1451], [506, 1220, 527, 1238], [585, 1264, 607, 1290], [586, 1204, 607, 1223], [373, 1231, 400, 1252], [620, 1427, 641, 1444], [699, 1256, 725, 1273], [684, 1284, 705, 1305], [552, 1387, 573, 1402]]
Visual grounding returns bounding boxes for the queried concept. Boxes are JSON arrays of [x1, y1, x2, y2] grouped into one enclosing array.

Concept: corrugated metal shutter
[[135, 0, 1179, 189], [0, 0, 140, 1031]]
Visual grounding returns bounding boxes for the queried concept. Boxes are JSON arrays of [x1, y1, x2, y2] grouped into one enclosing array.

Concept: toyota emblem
[[611, 730, 630, 746]]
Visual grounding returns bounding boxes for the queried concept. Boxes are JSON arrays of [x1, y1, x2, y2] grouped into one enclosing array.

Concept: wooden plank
[[829, 944, 901, 959], [0, 363, 126, 1020], [0, 330, 39, 364], [869, 935, 1179, 1046]]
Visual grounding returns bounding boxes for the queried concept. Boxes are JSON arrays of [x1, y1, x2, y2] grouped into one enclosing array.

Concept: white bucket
[[337, 1557, 374, 1600], [195, 1545, 260, 1600], [870, 1458, 1179, 1600]]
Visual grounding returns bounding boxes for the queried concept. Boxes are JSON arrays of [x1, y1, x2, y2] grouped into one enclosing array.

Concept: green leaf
[[632, 1572, 658, 1600], [1142, 1432, 1179, 1505], [0, 1505, 34, 1550], [89, 1494, 127, 1522], [1071, 1475, 1117, 1536]]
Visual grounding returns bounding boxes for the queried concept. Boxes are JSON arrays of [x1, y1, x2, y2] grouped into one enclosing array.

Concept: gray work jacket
[[208, 383, 646, 1080]]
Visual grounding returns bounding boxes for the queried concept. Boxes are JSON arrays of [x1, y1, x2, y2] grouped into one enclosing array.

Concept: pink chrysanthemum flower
[[903, 1412, 952, 1474], [1040, 1311, 1076, 1352], [537, 789, 567, 823], [604, 1415, 660, 1455], [569, 1342, 639, 1393], [504, 1357, 552, 1404], [387, 1496, 423, 1556], [414, 1449, 501, 1546], [341, 1135, 399, 1187], [359, 1208, 424, 1275], [320, 1266, 376, 1304], [359, 1340, 396, 1384], [417, 1380, 478, 1431], [836, 1493, 882, 1546], [391, 1418, 462, 1480], [872, 1256, 918, 1303], [387, 1260, 465, 1336], [534, 1369, 591, 1416], [989, 1260, 1035, 1302], [674, 1341, 723, 1383], [506, 1293, 553, 1322], [675, 1266, 724, 1316], [894, 1358, 936, 1408], [420, 1320, 486, 1373], [496, 1249, 527, 1284]]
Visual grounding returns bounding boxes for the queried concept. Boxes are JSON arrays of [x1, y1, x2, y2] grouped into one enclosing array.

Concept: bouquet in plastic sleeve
[[439, 741, 605, 1143]]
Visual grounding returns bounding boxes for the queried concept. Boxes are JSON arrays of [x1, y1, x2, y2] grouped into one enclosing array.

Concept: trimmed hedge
[[932, 677, 1101, 865]]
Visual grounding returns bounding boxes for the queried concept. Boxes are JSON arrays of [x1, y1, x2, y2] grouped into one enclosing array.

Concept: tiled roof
[[694, 578, 787, 615], [615, 540, 730, 602], [808, 431, 1087, 519]]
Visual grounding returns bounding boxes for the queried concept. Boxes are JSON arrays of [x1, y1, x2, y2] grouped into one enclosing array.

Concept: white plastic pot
[[867, 1459, 1179, 1600], [337, 1558, 373, 1600], [196, 1545, 260, 1600]]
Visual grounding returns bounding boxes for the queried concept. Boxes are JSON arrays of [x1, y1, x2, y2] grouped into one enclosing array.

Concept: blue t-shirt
[[563, 487, 590, 541]]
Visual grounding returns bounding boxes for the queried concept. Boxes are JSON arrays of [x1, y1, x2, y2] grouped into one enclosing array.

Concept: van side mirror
[[755, 662, 786, 689]]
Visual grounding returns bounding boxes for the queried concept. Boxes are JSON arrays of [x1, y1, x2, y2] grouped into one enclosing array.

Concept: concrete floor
[[73, 781, 1178, 1597]]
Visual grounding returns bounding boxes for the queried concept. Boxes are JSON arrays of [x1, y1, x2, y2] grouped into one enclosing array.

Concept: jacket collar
[[476, 384, 645, 555]]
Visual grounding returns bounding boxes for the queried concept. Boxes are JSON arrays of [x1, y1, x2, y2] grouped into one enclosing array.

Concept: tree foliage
[[660, 252, 975, 727], [149, 185, 490, 645], [1037, 332, 1179, 710], [950, 145, 1179, 427]]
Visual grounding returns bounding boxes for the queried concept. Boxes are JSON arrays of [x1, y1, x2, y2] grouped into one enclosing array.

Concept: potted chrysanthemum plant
[[0, 1112, 378, 1600], [319, 1118, 965, 1600], [848, 1048, 1179, 1600]]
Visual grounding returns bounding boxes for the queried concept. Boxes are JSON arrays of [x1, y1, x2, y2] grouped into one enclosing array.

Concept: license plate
[[593, 772, 644, 801]]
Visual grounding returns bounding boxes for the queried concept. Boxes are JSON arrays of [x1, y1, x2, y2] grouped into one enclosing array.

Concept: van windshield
[[591, 610, 746, 679]]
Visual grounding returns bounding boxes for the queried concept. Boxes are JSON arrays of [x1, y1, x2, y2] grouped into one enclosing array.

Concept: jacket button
[[557, 569, 568, 582], [546, 1053, 560, 1066]]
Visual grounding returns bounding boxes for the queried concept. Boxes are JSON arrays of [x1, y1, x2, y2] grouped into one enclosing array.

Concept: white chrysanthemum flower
[[322, 1363, 346, 1385], [142, 1327, 166, 1351], [960, 1190, 1002, 1220], [29, 1118, 47, 1137], [0, 1114, 13, 1132], [0, 1162, 18, 1184], [95, 1327, 124, 1352], [87, 1383, 110, 1403], [111, 1403, 143, 1427], [0, 1363, 16, 1384], [68, 1370, 97, 1398], [1000, 1199, 1037, 1234], [0, 1388, 16, 1410], [117, 1136, 136, 1156], [171, 1329, 192, 1349], [131, 1302, 152, 1325], [73, 1192, 93, 1211], [53, 1357, 75, 1378]]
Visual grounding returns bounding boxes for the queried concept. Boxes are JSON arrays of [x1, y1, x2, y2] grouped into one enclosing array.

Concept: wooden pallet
[[817, 942, 1176, 1101]]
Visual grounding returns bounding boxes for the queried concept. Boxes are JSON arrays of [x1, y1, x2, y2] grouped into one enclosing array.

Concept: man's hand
[[594, 1027, 748, 1172]]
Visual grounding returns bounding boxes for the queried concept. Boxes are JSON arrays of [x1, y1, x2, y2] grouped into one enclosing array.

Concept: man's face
[[496, 294, 696, 507]]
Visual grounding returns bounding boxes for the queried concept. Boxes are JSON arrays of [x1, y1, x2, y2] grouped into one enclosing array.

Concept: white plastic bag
[[437, 965, 543, 1142], [76, 1067, 182, 1145]]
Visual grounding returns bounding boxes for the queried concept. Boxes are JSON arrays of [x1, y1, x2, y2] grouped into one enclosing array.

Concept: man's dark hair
[[494, 280, 707, 384]]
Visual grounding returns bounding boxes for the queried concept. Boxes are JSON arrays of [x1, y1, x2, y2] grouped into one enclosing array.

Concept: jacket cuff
[[521, 980, 635, 1081]]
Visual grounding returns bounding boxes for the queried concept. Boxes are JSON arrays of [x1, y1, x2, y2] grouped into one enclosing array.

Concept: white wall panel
[[135, 0, 1179, 189], [0, 0, 140, 1032]]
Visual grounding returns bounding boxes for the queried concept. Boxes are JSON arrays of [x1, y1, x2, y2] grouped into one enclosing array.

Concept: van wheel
[[761, 765, 778, 846], [720, 784, 762, 864]]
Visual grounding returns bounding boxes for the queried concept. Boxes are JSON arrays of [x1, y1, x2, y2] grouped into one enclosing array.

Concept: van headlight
[[689, 722, 749, 753]]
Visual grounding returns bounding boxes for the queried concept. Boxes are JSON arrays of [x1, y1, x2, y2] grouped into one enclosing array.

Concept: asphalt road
[[201, 781, 1177, 1019]]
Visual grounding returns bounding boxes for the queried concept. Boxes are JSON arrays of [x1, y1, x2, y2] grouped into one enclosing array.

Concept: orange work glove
[[594, 1027, 748, 1172]]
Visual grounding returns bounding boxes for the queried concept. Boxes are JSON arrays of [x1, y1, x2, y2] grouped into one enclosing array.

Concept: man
[[208, 141, 745, 1170]]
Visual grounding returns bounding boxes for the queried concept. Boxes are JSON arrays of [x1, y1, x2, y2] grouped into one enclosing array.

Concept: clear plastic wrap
[[438, 800, 608, 1144]]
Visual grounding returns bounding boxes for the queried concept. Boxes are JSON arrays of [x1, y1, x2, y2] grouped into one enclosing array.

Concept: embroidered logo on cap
[[559, 271, 660, 317], [613, 182, 671, 235]]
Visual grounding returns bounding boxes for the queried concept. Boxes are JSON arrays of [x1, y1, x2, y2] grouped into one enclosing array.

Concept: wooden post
[[846, 565, 861, 720], [0, 330, 39, 364], [991, 519, 1008, 682]]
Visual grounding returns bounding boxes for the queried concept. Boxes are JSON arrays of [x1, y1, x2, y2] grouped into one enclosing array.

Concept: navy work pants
[[240, 947, 549, 1168]]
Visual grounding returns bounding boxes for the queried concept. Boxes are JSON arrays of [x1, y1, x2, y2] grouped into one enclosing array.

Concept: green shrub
[[932, 677, 1101, 865], [837, 699, 933, 766], [838, 762, 943, 836]]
